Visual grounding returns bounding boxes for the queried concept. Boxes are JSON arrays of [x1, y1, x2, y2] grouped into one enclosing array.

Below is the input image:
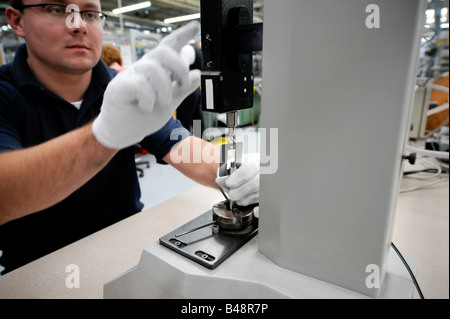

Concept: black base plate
[[159, 210, 258, 269]]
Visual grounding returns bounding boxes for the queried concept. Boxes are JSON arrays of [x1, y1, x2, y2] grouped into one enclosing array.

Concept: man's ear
[[5, 7, 26, 38]]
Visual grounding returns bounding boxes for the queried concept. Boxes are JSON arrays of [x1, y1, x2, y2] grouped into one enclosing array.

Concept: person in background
[[0, 0, 260, 274], [101, 44, 124, 72]]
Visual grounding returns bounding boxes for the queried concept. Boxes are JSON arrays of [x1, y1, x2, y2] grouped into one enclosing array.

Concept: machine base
[[104, 236, 418, 299], [159, 210, 258, 269]]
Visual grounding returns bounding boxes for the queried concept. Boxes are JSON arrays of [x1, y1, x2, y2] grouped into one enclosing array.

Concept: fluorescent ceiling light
[[164, 13, 200, 24], [113, 1, 151, 15]]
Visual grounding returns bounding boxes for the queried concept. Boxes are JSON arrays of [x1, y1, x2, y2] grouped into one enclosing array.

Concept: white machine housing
[[258, 0, 426, 297], [104, 0, 426, 298]]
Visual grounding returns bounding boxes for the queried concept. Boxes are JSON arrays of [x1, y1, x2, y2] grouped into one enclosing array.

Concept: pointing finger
[[160, 20, 200, 52]]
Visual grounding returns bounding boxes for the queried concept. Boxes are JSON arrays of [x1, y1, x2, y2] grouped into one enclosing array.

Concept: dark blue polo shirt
[[0, 44, 191, 274]]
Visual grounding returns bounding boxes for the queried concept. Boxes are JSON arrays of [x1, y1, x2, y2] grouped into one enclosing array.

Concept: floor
[[136, 153, 199, 210], [394, 157, 449, 299]]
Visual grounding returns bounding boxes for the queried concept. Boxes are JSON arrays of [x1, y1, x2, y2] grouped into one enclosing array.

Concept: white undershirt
[[71, 100, 83, 110]]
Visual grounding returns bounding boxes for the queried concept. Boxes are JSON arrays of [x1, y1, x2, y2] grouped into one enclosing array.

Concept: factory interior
[[0, 0, 448, 302]]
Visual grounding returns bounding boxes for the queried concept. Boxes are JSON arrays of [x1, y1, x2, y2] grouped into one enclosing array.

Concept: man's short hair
[[10, 1, 24, 10]]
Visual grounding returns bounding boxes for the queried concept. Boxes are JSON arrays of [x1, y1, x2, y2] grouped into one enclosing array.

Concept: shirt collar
[[11, 43, 41, 89]]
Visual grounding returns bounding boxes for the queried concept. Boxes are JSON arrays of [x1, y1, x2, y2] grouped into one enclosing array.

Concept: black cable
[[403, 168, 439, 176], [390, 242, 425, 299]]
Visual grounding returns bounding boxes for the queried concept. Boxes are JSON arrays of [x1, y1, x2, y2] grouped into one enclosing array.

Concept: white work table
[[0, 164, 448, 299]]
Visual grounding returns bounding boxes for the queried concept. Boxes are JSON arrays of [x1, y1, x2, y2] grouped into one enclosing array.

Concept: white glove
[[180, 44, 196, 66], [92, 21, 201, 149], [216, 153, 260, 206]]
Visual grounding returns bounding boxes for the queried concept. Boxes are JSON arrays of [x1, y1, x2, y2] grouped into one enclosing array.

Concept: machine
[[159, 0, 263, 270], [104, 0, 426, 298]]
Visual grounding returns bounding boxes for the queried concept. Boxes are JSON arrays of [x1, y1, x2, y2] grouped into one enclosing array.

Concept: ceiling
[[101, 0, 264, 30], [2, 0, 446, 32], [0, 1, 264, 31], [101, 0, 202, 29]]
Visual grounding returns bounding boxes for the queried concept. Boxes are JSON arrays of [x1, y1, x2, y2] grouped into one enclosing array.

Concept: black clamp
[[402, 153, 417, 165]]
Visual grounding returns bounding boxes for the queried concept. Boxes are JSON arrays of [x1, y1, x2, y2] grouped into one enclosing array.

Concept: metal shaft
[[175, 221, 216, 238], [226, 111, 238, 210]]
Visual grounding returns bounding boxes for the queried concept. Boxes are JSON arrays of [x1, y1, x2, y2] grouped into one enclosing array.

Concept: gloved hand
[[216, 153, 260, 207], [92, 21, 201, 149], [180, 44, 196, 66]]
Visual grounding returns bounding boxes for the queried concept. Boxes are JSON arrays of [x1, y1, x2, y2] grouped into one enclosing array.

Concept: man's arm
[[0, 122, 118, 225], [164, 136, 261, 207], [163, 136, 220, 189]]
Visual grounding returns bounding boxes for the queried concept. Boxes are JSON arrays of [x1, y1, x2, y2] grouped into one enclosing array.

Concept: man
[[0, 0, 259, 274]]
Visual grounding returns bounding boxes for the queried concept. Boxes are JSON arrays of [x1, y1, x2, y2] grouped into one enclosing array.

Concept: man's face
[[19, 0, 104, 74]]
